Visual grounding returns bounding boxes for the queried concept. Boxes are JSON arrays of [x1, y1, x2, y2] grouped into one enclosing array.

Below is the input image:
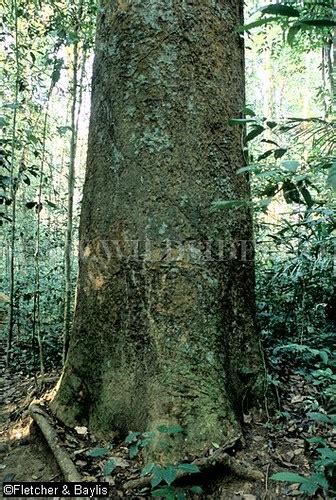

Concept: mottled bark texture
[[52, 0, 262, 461]]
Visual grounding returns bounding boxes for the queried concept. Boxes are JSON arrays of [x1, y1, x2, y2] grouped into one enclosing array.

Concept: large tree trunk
[[52, 0, 262, 461]]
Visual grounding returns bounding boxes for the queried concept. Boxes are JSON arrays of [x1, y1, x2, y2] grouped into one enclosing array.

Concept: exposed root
[[28, 402, 81, 482], [124, 435, 264, 491]]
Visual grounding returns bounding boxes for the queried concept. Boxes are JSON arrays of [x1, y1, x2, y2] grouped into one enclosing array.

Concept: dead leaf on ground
[[74, 426, 88, 436]]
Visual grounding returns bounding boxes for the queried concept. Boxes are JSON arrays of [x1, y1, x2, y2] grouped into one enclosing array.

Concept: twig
[[259, 338, 270, 421]]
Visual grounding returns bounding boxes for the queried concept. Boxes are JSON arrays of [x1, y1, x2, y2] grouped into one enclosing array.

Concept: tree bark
[[52, 0, 262, 462]]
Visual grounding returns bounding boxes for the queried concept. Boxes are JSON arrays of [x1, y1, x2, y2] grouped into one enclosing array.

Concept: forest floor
[[0, 341, 333, 499]]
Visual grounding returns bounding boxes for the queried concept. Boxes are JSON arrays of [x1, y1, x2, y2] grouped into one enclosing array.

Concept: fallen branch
[[29, 402, 81, 482], [124, 435, 264, 491]]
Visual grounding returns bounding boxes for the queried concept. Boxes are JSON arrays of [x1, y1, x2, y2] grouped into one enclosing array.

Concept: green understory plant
[[271, 421, 336, 496], [124, 426, 202, 499]]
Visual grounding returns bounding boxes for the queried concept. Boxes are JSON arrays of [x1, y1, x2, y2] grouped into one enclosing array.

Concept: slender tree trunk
[[325, 35, 334, 114], [322, 37, 334, 118], [263, 44, 274, 119], [63, 44, 79, 364], [63, 1, 84, 364], [53, 0, 262, 461], [34, 107, 51, 379], [6, 0, 19, 368]]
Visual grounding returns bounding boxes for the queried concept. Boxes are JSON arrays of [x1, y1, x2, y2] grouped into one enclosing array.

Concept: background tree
[[1, 0, 95, 371], [63, 0, 85, 363], [52, 0, 262, 460]]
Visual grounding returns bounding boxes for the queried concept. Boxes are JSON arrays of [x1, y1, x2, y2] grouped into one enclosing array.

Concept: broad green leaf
[[306, 436, 327, 446], [317, 446, 336, 460], [26, 133, 38, 144], [271, 471, 316, 484], [125, 431, 140, 444], [151, 486, 175, 499], [256, 197, 273, 209], [243, 107, 256, 117], [307, 411, 332, 423], [282, 180, 301, 204], [46, 200, 57, 208], [327, 163, 336, 188], [0, 176, 11, 187], [86, 447, 108, 458], [315, 458, 334, 467], [23, 175, 30, 186], [129, 443, 139, 459], [318, 350, 329, 364], [238, 17, 279, 32], [282, 160, 299, 172], [162, 466, 177, 485], [298, 185, 313, 208], [0, 116, 9, 128], [66, 31, 80, 44], [141, 462, 155, 477], [245, 125, 265, 143], [299, 481, 318, 495], [191, 486, 203, 494], [274, 148, 287, 159], [158, 425, 183, 434], [260, 4, 300, 17], [103, 459, 116, 476], [266, 121, 277, 129], [151, 466, 164, 488], [262, 183, 279, 197], [309, 472, 328, 488], [157, 425, 168, 433], [177, 463, 200, 474], [257, 149, 274, 161], [26, 201, 37, 209], [301, 18, 336, 27], [167, 425, 184, 434], [311, 367, 334, 379]]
